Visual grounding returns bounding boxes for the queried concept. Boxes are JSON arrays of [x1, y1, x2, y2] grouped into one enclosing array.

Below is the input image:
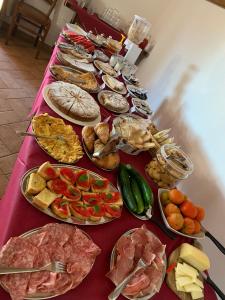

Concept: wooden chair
[[5, 0, 57, 58]]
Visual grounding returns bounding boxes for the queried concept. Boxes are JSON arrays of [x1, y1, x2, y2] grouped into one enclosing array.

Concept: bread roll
[[82, 126, 96, 153], [92, 152, 120, 170], [94, 122, 109, 144]]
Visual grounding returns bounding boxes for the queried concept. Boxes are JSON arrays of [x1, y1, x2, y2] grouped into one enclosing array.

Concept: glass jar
[[145, 144, 194, 188], [128, 15, 151, 45]]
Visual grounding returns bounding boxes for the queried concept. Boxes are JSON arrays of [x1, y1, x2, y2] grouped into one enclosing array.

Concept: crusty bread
[[26, 173, 46, 195], [37, 162, 59, 180], [33, 188, 59, 209]]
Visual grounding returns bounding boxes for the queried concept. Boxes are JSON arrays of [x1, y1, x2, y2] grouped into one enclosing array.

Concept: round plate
[[158, 188, 205, 239], [21, 164, 121, 226], [42, 84, 101, 127], [110, 228, 167, 300], [94, 60, 119, 77], [122, 74, 140, 86], [0, 225, 93, 299], [97, 90, 130, 114], [49, 65, 101, 94], [102, 75, 127, 95]]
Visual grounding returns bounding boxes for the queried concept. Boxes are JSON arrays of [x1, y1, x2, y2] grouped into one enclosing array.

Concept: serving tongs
[[16, 131, 67, 143]]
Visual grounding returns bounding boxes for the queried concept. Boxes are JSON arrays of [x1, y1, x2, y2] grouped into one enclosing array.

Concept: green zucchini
[[124, 164, 154, 210], [130, 177, 145, 214], [118, 164, 137, 213]]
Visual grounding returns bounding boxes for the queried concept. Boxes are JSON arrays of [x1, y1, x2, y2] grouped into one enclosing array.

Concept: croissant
[[82, 126, 96, 153], [92, 152, 120, 170], [94, 122, 109, 144], [93, 139, 105, 153]]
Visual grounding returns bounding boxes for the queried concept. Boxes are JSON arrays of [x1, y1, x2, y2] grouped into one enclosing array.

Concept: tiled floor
[[0, 29, 51, 197]]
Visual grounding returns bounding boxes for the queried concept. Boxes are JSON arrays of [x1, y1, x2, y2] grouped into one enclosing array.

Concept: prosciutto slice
[[107, 225, 166, 298], [0, 223, 101, 300]]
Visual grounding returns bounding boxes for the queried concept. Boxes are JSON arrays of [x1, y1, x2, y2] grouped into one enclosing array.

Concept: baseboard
[[0, 21, 52, 53]]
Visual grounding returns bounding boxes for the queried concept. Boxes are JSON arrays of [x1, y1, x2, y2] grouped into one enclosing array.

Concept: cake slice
[[33, 188, 59, 209], [26, 173, 46, 195]]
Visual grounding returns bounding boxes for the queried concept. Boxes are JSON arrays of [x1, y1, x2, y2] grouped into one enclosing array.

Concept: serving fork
[[108, 259, 147, 300], [0, 261, 66, 275], [16, 131, 67, 142]]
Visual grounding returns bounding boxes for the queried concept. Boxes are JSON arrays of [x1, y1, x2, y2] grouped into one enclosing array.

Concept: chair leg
[[34, 26, 43, 47], [35, 23, 50, 59], [5, 15, 17, 45], [12, 14, 20, 36]]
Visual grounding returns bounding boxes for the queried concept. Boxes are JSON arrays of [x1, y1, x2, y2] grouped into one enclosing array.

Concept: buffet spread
[[0, 24, 221, 300]]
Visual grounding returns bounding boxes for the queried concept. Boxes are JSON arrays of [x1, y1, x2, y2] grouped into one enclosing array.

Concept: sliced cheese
[[195, 278, 204, 288], [184, 283, 202, 293], [176, 276, 194, 287], [176, 262, 198, 280], [180, 243, 210, 272], [176, 280, 186, 292], [191, 290, 204, 299]]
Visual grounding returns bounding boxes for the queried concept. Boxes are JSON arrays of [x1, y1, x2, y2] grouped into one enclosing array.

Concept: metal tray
[[21, 164, 121, 226], [158, 188, 205, 239], [0, 225, 94, 299], [110, 228, 167, 300]]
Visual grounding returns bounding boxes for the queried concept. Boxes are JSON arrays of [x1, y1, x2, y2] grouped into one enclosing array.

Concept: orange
[[164, 203, 180, 217], [167, 213, 184, 231], [169, 189, 185, 205], [195, 206, 205, 221], [180, 200, 198, 219], [181, 217, 195, 235], [193, 220, 201, 234]]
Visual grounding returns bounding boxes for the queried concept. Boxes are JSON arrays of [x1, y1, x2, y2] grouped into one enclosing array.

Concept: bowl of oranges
[[158, 188, 205, 239]]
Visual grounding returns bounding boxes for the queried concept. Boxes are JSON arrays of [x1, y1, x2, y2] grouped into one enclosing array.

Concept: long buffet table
[[0, 33, 217, 300]]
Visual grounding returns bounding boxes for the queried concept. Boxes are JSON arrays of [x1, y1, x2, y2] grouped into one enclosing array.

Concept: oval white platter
[[97, 90, 130, 114]]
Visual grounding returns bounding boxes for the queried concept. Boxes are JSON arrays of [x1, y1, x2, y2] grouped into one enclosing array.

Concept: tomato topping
[[76, 170, 90, 188], [45, 167, 57, 179], [92, 178, 109, 191], [51, 179, 68, 194], [104, 205, 121, 218], [64, 186, 81, 201], [100, 192, 121, 203], [90, 205, 105, 217], [52, 198, 69, 215], [82, 193, 101, 206], [71, 203, 92, 217], [60, 168, 76, 184]]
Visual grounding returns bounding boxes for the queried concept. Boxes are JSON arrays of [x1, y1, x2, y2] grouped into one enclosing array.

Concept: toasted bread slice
[[104, 204, 122, 218], [26, 173, 46, 195], [37, 162, 59, 180], [91, 178, 110, 193], [101, 191, 123, 206], [76, 170, 90, 191], [70, 202, 88, 221], [33, 188, 59, 209], [51, 198, 71, 219], [82, 191, 102, 206]]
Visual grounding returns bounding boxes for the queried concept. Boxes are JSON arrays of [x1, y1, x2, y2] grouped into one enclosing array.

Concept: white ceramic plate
[[102, 75, 127, 95], [97, 90, 129, 114], [94, 60, 119, 77], [43, 84, 101, 126], [21, 165, 122, 226], [110, 228, 167, 300], [158, 188, 205, 239]]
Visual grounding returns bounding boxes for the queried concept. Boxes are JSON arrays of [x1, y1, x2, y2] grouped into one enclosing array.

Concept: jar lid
[[159, 144, 194, 179]]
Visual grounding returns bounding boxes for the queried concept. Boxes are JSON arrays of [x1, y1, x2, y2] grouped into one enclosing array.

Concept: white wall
[[93, 0, 225, 292]]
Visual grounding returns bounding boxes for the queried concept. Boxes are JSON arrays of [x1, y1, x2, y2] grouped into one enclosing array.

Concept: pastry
[[82, 126, 96, 153], [105, 75, 124, 91], [50, 65, 99, 92], [47, 82, 100, 121], [94, 139, 105, 153], [94, 60, 117, 76], [94, 122, 109, 144], [101, 92, 129, 112], [92, 152, 120, 170]]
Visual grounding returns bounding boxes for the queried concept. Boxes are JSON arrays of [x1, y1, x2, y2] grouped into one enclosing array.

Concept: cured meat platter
[[21, 163, 123, 226], [0, 223, 101, 299], [108, 226, 167, 299]]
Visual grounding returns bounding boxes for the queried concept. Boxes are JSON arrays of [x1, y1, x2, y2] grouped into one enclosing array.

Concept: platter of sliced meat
[[107, 225, 166, 299], [0, 223, 101, 300]]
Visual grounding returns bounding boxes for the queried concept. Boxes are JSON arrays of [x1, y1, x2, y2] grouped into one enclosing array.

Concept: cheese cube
[[191, 290, 204, 299], [176, 276, 194, 287], [180, 243, 210, 271], [184, 283, 202, 293]]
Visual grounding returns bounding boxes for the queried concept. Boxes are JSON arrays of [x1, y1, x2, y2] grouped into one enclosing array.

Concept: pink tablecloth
[[0, 34, 217, 300]]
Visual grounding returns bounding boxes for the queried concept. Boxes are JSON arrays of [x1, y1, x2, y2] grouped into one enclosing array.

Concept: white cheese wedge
[[191, 290, 204, 299], [176, 276, 194, 287], [180, 243, 210, 272], [176, 262, 198, 280], [184, 283, 202, 293]]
